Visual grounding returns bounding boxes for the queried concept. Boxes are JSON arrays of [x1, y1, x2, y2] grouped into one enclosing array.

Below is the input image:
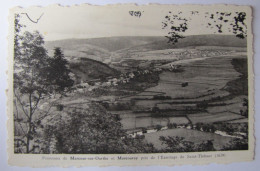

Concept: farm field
[[187, 112, 245, 124], [110, 54, 248, 129], [146, 56, 241, 99], [144, 128, 233, 150]]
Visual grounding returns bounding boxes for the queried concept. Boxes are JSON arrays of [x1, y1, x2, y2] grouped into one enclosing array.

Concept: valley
[[43, 35, 248, 151]]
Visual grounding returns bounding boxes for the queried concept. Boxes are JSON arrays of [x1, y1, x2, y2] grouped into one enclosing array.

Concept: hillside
[[45, 35, 246, 62], [69, 58, 119, 83], [45, 36, 165, 52], [121, 35, 247, 52], [45, 36, 166, 62]]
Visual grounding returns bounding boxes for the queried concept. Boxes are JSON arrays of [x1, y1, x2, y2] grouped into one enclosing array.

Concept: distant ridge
[[123, 35, 247, 52], [46, 35, 246, 53], [45, 36, 166, 52]]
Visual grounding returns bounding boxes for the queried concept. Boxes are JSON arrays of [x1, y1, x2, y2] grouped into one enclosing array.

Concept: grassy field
[[144, 128, 233, 150], [146, 56, 241, 99], [111, 110, 189, 130], [187, 112, 244, 124]]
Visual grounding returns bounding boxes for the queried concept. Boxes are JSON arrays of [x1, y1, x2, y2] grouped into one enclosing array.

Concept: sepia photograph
[[6, 3, 254, 167]]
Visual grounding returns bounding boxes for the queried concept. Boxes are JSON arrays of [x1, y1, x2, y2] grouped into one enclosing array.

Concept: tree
[[13, 30, 51, 153], [13, 14, 74, 153], [14, 14, 23, 61], [196, 140, 215, 152], [47, 47, 74, 93], [242, 98, 248, 118], [42, 103, 155, 154]]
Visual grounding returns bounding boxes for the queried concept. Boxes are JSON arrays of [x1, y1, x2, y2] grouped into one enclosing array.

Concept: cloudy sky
[[13, 4, 251, 41]]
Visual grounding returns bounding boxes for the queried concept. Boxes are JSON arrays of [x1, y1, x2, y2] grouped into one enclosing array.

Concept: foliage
[[224, 58, 248, 97], [13, 28, 52, 153], [13, 14, 74, 153], [47, 47, 74, 93], [241, 98, 248, 118], [155, 124, 163, 131], [196, 100, 208, 109], [106, 102, 132, 111], [167, 123, 177, 129], [195, 123, 216, 133], [222, 138, 248, 150], [14, 14, 24, 61], [159, 136, 216, 152], [213, 122, 248, 135], [153, 95, 171, 100], [196, 140, 215, 152], [43, 103, 155, 154], [159, 136, 195, 152]]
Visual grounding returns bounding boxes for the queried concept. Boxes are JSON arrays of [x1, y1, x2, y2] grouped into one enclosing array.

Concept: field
[[144, 128, 233, 150], [107, 45, 248, 151]]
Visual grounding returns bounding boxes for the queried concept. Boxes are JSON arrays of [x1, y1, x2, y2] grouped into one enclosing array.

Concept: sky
[[12, 4, 252, 41]]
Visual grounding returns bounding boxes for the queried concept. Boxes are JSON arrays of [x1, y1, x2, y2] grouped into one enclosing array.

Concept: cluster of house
[[128, 124, 193, 138], [179, 49, 230, 57], [72, 68, 162, 94], [128, 123, 245, 139], [164, 49, 230, 58], [169, 64, 183, 72]]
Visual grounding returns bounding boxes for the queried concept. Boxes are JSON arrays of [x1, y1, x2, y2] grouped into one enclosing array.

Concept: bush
[[159, 136, 216, 152], [196, 100, 208, 109], [167, 123, 177, 129], [141, 127, 148, 133], [153, 95, 172, 100], [155, 124, 163, 131], [222, 138, 248, 150]]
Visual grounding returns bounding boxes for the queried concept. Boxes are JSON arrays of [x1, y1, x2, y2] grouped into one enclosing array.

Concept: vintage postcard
[[7, 4, 254, 167]]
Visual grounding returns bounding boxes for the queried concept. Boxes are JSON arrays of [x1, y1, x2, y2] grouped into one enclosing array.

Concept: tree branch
[[33, 98, 60, 124], [14, 90, 29, 119], [31, 92, 42, 114]]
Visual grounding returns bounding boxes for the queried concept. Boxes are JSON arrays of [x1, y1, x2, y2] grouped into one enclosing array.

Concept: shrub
[[155, 124, 163, 131], [167, 123, 177, 129]]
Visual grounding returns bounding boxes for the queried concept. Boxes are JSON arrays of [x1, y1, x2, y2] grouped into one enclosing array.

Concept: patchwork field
[[144, 128, 233, 150]]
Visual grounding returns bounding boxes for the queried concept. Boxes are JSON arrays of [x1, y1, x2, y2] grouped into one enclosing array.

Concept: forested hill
[[69, 58, 119, 83]]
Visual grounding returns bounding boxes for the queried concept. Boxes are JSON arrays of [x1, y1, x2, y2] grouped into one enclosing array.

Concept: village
[[69, 48, 235, 95], [70, 66, 163, 94]]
